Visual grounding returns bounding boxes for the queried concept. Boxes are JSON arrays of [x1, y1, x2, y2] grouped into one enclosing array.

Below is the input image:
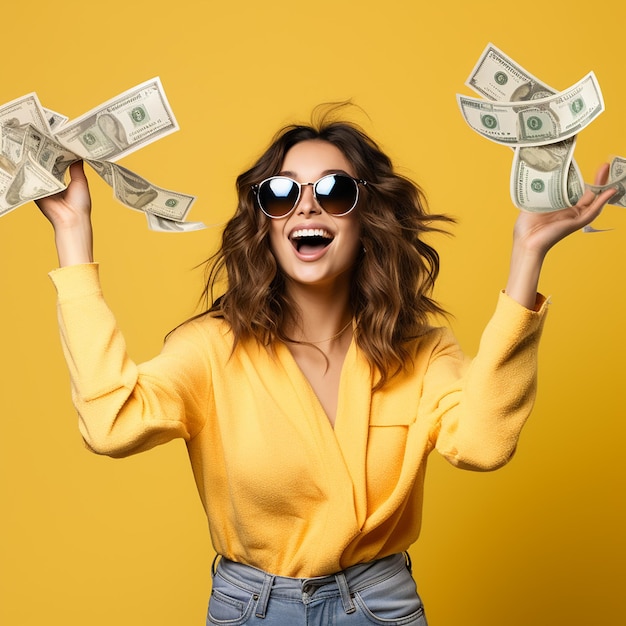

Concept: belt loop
[[211, 553, 221, 577], [404, 551, 413, 574], [335, 571, 356, 614], [255, 573, 274, 618]]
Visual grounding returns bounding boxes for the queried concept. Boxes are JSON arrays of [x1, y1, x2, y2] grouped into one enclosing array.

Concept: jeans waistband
[[213, 553, 411, 617]]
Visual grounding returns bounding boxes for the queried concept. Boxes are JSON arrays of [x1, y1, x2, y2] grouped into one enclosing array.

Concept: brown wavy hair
[[199, 106, 454, 389]]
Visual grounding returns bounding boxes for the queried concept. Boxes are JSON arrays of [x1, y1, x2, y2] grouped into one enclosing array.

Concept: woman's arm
[[38, 162, 209, 456], [426, 295, 548, 470], [505, 163, 616, 309], [427, 164, 617, 469], [36, 160, 93, 267]]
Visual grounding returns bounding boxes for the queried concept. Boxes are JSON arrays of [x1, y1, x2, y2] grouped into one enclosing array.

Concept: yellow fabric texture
[[49, 263, 549, 578]]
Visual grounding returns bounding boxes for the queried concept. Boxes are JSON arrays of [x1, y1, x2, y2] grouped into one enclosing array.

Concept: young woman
[[37, 116, 615, 626]]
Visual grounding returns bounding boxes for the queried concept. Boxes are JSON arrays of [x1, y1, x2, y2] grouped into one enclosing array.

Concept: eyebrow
[[277, 169, 351, 179]]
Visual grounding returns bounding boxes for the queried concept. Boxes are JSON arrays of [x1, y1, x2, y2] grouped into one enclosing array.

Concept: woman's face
[[267, 139, 362, 292]]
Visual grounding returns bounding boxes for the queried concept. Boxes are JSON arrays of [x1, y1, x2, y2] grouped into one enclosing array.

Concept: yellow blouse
[[50, 263, 548, 578]]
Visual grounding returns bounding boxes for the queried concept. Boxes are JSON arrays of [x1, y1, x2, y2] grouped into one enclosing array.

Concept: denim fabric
[[207, 553, 428, 626]]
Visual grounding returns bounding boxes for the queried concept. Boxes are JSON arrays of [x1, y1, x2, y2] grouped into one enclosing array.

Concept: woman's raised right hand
[[36, 161, 94, 267]]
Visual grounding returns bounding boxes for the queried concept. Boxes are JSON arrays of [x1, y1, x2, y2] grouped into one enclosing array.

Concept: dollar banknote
[[144, 212, 207, 232], [461, 44, 611, 212], [54, 78, 179, 162], [465, 45, 623, 218], [510, 139, 583, 211], [0, 79, 203, 231], [457, 72, 604, 147], [465, 43, 555, 102], [0, 153, 65, 216], [19, 123, 79, 182], [87, 160, 196, 222], [586, 156, 626, 207], [465, 43, 585, 211], [0, 93, 50, 134], [42, 108, 68, 132]]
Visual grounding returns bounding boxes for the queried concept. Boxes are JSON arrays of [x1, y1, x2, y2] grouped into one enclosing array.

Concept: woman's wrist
[[54, 221, 94, 267], [505, 243, 546, 310]]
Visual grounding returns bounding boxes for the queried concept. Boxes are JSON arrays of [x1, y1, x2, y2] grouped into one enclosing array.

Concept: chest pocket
[[366, 405, 417, 515]]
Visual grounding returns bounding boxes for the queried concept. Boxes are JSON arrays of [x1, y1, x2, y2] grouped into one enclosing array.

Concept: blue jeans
[[207, 553, 428, 626]]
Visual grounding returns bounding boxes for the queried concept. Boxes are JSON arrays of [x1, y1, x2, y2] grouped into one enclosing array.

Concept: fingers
[[588, 172, 618, 211], [595, 186, 618, 206], [68, 160, 88, 186], [576, 186, 616, 229], [593, 162, 610, 186], [34, 159, 92, 229], [581, 186, 613, 213], [577, 162, 616, 214]]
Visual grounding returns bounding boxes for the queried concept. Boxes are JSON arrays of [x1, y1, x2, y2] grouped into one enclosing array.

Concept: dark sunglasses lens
[[259, 178, 299, 217], [315, 175, 357, 215]]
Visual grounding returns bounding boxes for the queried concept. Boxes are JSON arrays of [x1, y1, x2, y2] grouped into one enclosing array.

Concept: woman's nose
[[296, 183, 322, 215]]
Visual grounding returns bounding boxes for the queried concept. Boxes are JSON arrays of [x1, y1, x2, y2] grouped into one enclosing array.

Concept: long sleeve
[[423, 291, 549, 470], [49, 263, 211, 457]]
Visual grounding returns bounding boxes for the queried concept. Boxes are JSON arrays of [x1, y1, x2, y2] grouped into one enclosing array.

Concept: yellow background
[[1, 1, 624, 625]]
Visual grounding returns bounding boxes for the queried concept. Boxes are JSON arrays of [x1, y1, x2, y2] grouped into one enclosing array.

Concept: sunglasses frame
[[252, 173, 368, 219]]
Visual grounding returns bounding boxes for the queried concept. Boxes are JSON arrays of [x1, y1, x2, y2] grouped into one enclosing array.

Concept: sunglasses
[[252, 173, 368, 219]]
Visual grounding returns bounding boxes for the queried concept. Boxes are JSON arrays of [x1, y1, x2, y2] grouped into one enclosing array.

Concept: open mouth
[[290, 228, 334, 254]]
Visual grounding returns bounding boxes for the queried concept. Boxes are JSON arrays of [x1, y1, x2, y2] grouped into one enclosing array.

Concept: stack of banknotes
[[0, 78, 204, 231], [457, 44, 626, 212]]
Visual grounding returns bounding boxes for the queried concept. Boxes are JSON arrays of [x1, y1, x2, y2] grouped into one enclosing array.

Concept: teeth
[[292, 228, 332, 239]]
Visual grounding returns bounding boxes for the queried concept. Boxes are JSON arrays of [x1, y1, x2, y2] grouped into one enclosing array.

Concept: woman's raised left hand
[[505, 163, 617, 309], [512, 163, 616, 258]]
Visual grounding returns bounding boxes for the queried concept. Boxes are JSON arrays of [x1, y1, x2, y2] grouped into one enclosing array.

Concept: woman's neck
[[282, 280, 353, 346]]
